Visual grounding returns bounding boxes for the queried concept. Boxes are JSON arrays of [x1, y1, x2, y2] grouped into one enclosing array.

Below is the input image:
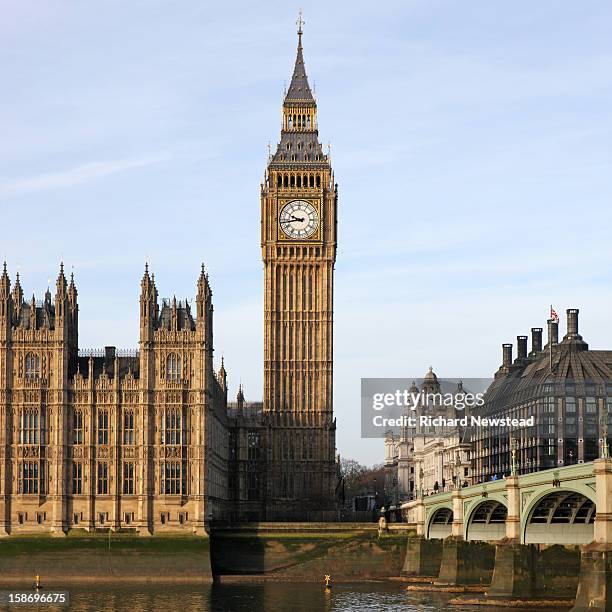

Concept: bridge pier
[[572, 544, 612, 612], [487, 540, 536, 598], [436, 537, 496, 585], [401, 536, 443, 577], [571, 458, 612, 611]]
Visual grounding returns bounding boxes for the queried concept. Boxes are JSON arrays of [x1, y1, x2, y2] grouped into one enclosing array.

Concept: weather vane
[[297, 10, 305, 36]]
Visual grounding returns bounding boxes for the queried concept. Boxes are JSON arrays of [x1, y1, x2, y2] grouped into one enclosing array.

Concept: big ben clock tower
[[260, 16, 338, 517]]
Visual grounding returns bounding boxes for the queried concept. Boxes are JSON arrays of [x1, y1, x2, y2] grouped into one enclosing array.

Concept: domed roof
[[424, 366, 437, 381]]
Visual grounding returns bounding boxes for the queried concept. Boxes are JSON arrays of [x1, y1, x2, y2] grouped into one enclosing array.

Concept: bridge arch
[[427, 506, 453, 539], [465, 499, 508, 542], [523, 488, 595, 544]]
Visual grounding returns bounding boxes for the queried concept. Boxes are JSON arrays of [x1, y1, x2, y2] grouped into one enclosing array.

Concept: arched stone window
[[163, 407, 182, 445], [73, 410, 83, 445], [25, 352, 40, 380], [166, 353, 181, 382], [123, 410, 134, 445], [19, 408, 39, 444]]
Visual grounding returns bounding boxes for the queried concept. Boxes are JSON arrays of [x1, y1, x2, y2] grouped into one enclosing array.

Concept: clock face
[[279, 200, 319, 239]]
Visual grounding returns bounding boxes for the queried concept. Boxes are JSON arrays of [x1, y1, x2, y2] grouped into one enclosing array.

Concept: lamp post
[[510, 437, 518, 476]]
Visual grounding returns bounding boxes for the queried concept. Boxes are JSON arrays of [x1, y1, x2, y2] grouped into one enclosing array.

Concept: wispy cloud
[[0, 155, 168, 198]]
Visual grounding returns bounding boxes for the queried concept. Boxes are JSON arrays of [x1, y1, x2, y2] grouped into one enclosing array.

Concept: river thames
[[11, 583, 559, 611]]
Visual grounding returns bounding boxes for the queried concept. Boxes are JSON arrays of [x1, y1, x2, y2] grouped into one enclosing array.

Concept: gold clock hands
[[280, 215, 306, 224]]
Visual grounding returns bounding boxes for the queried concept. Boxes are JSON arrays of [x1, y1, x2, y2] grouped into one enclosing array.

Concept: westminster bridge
[[400, 458, 612, 611]]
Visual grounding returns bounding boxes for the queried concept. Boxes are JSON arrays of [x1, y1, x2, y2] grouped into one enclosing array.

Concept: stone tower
[[260, 19, 339, 517]]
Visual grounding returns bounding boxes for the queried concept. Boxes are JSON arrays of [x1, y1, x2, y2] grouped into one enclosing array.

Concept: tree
[[340, 458, 386, 501]]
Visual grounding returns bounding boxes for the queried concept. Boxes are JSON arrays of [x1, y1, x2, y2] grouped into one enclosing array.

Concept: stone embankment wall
[[210, 523, 412, 581], [0, 533, 212, 585]]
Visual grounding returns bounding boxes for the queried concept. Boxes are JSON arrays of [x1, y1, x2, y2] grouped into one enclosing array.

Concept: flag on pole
[[550, 306, 559, 323]]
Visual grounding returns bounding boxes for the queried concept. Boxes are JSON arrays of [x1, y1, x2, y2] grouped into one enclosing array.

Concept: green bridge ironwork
[[401, 458, 612, 545]]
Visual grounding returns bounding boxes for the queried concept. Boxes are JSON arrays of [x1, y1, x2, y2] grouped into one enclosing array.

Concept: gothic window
[[248, 431, 260, 461], [306, 116, 311, 128], [247, 471, 259, 500], [316, 175, 321, 187], [309, 175, 314, 187], [297, 175, 301, 187], [18, 460, 39, 494], [72, 462, 83, 494], [281, 473, 294, 498], [25, 352, 40, 380], [166, 353, 181, 382], [277, 175, 282, 188], [229, 431, 237, 461], [19, 409, 39, 444], [97, 462, 109, 494], [123, 410, 134, 445], [284, 174, 288, 187], [73, 410, 83, 444], [123, 462, 134, 495], [163, 408, 182, 445], [163, 460, 182, 495], [97, 410, 109, 445]]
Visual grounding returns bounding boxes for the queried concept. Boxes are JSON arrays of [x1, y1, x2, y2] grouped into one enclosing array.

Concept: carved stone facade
[[0, 24, 340, 532], [0, 264, 228, 535]]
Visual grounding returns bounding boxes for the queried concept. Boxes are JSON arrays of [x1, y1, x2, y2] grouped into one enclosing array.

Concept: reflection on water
[[4, 583, 544, 612]]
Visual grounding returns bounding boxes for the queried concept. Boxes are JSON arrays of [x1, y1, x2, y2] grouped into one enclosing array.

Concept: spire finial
[[296, 10, 305, 46]]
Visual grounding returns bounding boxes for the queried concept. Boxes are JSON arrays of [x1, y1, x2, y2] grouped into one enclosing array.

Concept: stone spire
[[68, 271, 78, 302], [218, 356, 227, 391], [0, 262, 9, 297], [56, 262, 67, 296], [12, 271, 23, 317], [284, 12, 314, 103]]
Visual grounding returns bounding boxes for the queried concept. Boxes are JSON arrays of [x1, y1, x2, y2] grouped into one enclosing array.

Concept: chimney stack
[[517, 336, 528, 360], [566, 308, 579, 338], [502, 343, 513, 369], [562, 308, 587, 348], [547, 319, 558, 347], [531, 328, 543, 355]]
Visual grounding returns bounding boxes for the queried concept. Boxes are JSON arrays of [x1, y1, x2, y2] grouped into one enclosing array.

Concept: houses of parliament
[[0, 23, 340, 535]]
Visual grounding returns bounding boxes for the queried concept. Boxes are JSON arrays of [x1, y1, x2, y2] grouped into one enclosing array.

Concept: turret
[[12, 271, 23, 322], [236, 383, 245, 412], [67, 272, 79, 351], [55, 262, 68, 328], [139, 263, 158, 340], [217, 356, 227, 392], [196, 263, 213, 349], [0, 262, 11, 335]]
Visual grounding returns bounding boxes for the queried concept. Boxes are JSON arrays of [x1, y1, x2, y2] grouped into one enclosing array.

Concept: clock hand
[[280, 216, 306, 224]]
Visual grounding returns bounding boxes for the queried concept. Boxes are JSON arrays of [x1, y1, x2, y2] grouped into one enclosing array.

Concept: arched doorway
[[524, 491, 595, 544]]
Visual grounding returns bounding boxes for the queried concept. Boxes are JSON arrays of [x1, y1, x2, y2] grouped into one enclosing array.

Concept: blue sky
[[1, 1, 611, 464]]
